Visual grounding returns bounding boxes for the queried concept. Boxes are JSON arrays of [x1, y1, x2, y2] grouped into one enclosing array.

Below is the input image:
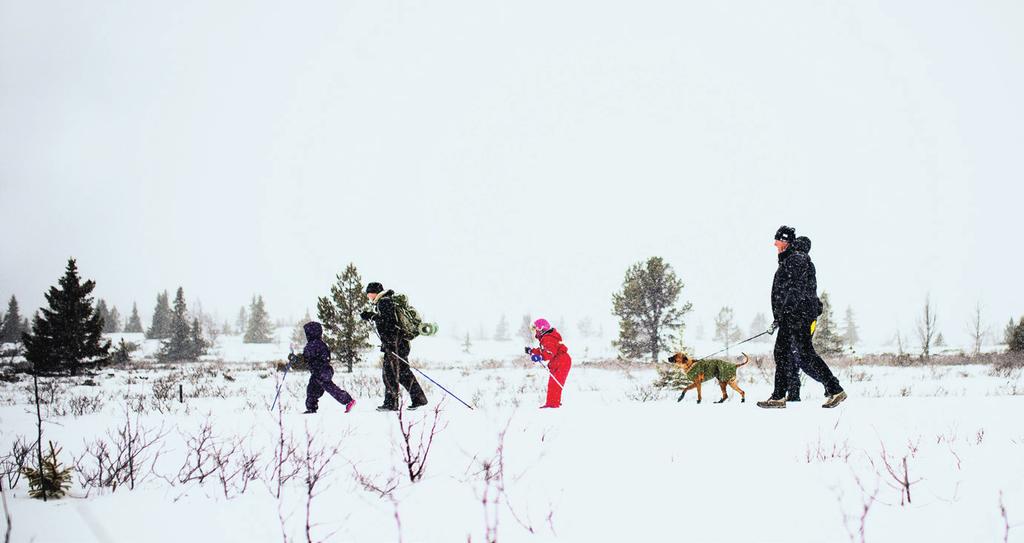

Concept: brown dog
[[667, 352, 749, 404]]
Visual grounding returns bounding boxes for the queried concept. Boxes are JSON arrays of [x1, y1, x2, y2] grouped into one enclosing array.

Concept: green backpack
[[391, 293, 424, 341]]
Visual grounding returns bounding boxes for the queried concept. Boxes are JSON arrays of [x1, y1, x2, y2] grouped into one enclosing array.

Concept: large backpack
[[391, 293, 423, 341]]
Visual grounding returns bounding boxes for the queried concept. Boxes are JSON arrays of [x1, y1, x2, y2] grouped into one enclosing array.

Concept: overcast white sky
[[1, 0, 1022, 350]]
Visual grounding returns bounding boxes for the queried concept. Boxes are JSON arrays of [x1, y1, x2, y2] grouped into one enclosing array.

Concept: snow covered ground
[[2, 334, 1023, 542]]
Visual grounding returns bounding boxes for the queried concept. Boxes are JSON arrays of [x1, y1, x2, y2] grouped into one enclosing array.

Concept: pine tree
[[462, 332, 473, 354], [1009, 318, 1024, 352], [292, 310, 313, 348], [189, 317, 208, 359], [158, 287, 195, 361], [577, 317, 596, 339], [842, 306, 860, 350], [316, 264, 373, 372], [244, 295, 274, 344], [1, 295, 25, 343], [714, 307, 742, 355], [935, 332, 946, 348], [124, 302, 144, 333], [1004, 318, 1017, 346], [146, 291, 172, 339], [493, 314, 511, 341], [22, 259, 110, 374], [749, 313, 769, 343], [518, 315, 534, 345], [107, 306, 122, 333], [612, 257, 692, 363], [712, 307, 745, 352], [95, 299, 110, 332], [236, 306, 249, 337], [812, 291, 846, 356]]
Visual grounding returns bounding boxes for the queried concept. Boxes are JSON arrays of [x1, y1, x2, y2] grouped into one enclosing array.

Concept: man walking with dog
[[758, 226, 847, 409]]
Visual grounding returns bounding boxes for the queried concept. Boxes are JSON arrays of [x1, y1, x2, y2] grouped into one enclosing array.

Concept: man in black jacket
[[360, 282, 428, 412], [758, 226, 847, 409]]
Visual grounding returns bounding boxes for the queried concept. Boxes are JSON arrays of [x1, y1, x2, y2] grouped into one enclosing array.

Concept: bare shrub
[[836, 470, 879, 543], [66, 393, 106, 417], [0, 437, 33, 490], [877, 441, 922, 506], [300, 426, 343, 543], [804, 437, 852, 464], [265, 404, 300, 499], [626, 384, 664, 403], [74, 408, 168, 494], [396, 402, 447, 483]]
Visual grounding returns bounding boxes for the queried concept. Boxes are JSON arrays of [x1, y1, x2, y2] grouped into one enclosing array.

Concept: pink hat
[[533, 318, 552, 333]]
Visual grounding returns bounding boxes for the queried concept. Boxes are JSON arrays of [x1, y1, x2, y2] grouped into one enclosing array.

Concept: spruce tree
[[612, 257, 692, 363], [749, 313, 769, 343], [518, 315, 534, 344], [124, 302, 144, 333], [316, 264, 372, 372], [577, 317, 596, 339], [158, 287, 195, 361], [236, 306, 249, 337], [462, 332, 473, 354], [22, 259, 110, 374], [244, 295, 274, 344], [1009, 318, 1024, 352], [842, 306, 860, 349], [714, 307, 742, 355], [107, 306, 121, 333], [189, 317, 208, 359], [1, 295, 25, 343], [146, 291, 172, 339], [812, 291, 846, 356], [288, 310, 313, 351], [493, 314, 511, 341], [1004, 318, 1017, 346], [95, 299, 110, 332]]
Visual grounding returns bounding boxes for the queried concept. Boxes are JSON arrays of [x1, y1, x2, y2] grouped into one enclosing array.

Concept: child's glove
[[287, 353, 298, 363], [524, 346, 532, 355], [531, 354, 543, 363], [360, 311, 375, 321]]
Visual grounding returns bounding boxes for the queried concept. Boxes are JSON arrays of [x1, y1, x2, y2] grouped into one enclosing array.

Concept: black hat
[[774, 225, 796, 243], [366, 282, 384, 294]]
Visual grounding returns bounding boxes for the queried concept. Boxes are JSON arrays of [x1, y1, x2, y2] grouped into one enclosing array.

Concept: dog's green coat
[[685, 359, 737, 383]]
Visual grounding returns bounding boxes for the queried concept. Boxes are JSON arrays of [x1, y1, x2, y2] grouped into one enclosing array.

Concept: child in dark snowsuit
[[291, 322, 356, 414], [526, 319, 571, 408]]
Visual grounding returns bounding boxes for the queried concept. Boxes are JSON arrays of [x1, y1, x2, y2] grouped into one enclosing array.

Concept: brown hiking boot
[[756, 398, 786, 409], [822, 391, 848, 409]]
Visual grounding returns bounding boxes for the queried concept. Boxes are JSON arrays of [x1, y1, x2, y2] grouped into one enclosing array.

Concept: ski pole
[[390, 350, 475, 410], [529, 355, 564, 390], [369, 327, 475, 410], [270, 344, 296, 411]]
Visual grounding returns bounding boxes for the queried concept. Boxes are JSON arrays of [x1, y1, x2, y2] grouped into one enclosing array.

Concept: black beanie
[[774, 225, 796, 243], [366, 282, 384, 294]]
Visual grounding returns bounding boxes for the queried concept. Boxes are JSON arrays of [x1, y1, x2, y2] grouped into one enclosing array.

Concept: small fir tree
[[124, 302, 144, 333], [612, 257, 692, 363], [462, 332, 473, 354], [244, 295, 274, 344], [1, 295, 26, 343], [493, 314, 511, 341], [842, 306, 860, 349], [22, 259, 110, 374], [158, 287, 195, 361], [146, 291, 172, 339], [316, 264, 373, 372], [714, 307, 742, 355], [518, 315, 534, 344], [812, 291, 846, 356]]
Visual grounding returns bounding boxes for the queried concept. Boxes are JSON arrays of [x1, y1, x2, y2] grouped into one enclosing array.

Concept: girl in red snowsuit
[[527, 318, 572, 408]]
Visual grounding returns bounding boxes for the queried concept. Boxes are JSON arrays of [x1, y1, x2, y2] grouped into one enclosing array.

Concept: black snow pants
[[381, 339, 427, 408], [772, 317, 844, 399]]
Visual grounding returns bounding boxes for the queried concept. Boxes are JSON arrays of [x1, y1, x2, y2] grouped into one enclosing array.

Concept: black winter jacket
[[771, 236, 822, 325], [368, 290, 402, 351]]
